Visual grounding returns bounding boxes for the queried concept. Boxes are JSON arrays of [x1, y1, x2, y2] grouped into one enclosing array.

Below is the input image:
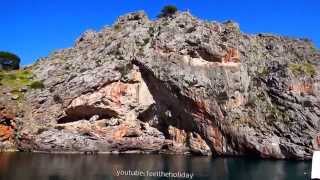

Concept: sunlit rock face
[[1, 11, 320, 159], [0, 107, 16, 151]]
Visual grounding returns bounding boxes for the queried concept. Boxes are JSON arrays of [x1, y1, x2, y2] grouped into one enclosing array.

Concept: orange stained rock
[[190, 133, 208, 147], [0, 124, 14, 141], [317, 135, 320, 146], [193, 102, 205, 119], [131, 71, 142, 82], [195, 100, 205, 112], [207, 127, 223, 154], [112, 125, 129, 140], [192, 97, 225, 121], [288, 82, 314, 94], [168, 126, 187, 144], [223, 48, 240, 63], [226, 95, 244, 109], [193, 99, 210, 120], [109, 82, 128, 105], [0, 111, 15, 121]]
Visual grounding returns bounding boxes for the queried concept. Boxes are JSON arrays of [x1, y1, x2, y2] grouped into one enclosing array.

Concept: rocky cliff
[[1, 11, 320, 159]]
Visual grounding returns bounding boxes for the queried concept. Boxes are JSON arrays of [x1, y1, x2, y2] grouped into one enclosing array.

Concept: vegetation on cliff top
[[0, 70, 44, 91], [157, 5, 178, 18], [0, 51, 20, 70]]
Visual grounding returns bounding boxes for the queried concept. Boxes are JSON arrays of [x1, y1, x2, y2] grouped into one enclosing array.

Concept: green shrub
[[311, 45, 317, 52], [29, 81, 45, 89], [163, 22, 169, 26], [115, 63, 133, 78], [7, 74, 17, 80], [143, 38, 150, 45], [0, 70, 33, 89], [37, 127, 48, 134], [289, 62, 316, 77], [0, 51, 20, 70], [257, 67, 269, 77], [148, 27, 155, 34], [266, 105, 289, 123], [114, 24, 121, 31], [157, 5, 178, 18]]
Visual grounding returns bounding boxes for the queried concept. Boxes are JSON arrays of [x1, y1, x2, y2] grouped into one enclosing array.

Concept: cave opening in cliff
[[57, 105, 118, 124]]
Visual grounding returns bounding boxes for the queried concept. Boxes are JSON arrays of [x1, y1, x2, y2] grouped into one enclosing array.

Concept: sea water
[[0, 153, 311, 180]]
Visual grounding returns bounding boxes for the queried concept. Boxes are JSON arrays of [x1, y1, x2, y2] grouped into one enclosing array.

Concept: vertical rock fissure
[[133, 59, 223, 155]]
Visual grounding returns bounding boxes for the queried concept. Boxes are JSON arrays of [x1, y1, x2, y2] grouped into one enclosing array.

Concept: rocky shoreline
[[1, 11, 319, 159]]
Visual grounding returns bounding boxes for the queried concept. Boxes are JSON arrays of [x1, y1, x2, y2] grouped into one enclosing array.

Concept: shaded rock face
[[2, 11, 320, 159]]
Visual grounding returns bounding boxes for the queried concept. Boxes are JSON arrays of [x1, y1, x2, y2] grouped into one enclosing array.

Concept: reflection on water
[[0, 153, 311, 180]]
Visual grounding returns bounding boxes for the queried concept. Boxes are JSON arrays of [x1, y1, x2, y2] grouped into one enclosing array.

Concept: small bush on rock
[[114, 24, 121, 31], [30, 81, 45, 89], [157, 5, 178, 18], [289, 62, 316, 77]]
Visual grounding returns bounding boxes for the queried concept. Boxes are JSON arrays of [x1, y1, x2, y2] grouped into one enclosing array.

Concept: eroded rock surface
[[1, 11, 320, 159], [0, 106, 17, 151]]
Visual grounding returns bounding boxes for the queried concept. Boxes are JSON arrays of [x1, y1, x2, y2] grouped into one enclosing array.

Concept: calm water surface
[[0, 152, 311, 180]]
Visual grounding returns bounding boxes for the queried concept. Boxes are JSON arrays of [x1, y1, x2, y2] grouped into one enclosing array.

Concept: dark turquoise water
[[0, 153, 311, 180]]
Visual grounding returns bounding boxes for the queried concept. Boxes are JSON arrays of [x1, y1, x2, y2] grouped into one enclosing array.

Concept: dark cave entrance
[[57, 105, 118, 124]]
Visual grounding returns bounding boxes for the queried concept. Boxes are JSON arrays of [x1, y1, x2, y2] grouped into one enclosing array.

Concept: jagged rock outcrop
[[1, 11, 320, 159]]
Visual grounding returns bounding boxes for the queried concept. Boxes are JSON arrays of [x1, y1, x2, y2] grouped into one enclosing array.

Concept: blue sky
[[1, 0, 319, 65]]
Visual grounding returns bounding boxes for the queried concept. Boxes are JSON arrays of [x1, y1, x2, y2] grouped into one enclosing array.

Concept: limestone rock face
[[0, 106, 17, 151], [1, 11, 320, 159]]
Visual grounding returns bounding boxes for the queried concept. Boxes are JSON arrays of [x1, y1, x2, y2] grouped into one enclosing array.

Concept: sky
[[1, 0, 320, 65]]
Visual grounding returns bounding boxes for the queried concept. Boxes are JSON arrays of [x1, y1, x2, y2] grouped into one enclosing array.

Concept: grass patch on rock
[[29, 81, 45, 89], [0, 70, 33, 90], [289, 62, 316, 77], [0, 69, 44, 91]]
